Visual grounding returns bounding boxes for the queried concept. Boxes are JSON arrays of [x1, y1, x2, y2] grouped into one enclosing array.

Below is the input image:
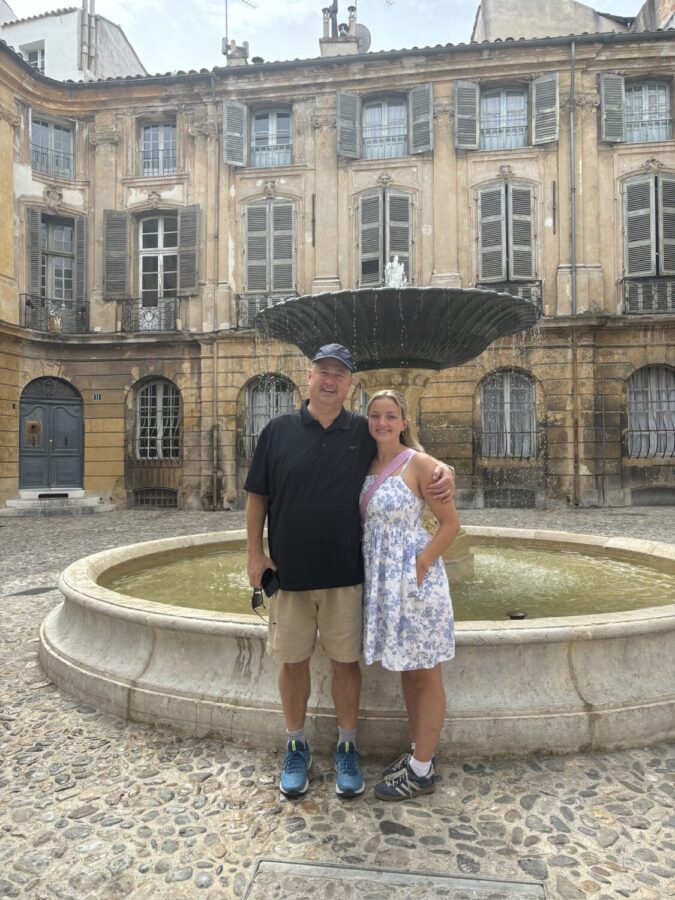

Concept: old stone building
[[0, 1, 673, 513]]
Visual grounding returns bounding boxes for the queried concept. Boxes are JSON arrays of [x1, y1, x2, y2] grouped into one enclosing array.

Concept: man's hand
[[247, 551, 277, 589], [426, 463, 455, 503]]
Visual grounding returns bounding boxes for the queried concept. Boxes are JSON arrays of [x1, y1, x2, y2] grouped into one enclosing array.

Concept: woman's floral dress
[[361, 469, 455, 672]]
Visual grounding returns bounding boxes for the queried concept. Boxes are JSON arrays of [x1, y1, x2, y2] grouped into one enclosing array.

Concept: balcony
[[626, 115, 672, 144], [363, 124, 407, 160], [31, 144, 73, 179], [624, 278, 675, 315], [476, 281, 542, 309], [22, 294, 88, 334], [121, 297, 178, 332], [139, 149, 177, 177], [237, 292, 297, 329], [251, 144, 292, 168]]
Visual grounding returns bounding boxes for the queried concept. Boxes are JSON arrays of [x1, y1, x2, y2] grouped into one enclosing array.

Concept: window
[[337, 84, 433, 159], [136, 379, 180, 460], [627, 366, 675, 458], [455, 75, 559, 150], [224, 102, 292, 167], [244, 375, 296, 458], [140, 124, 176, 176], [481, 371, 536, 459], [23, 44, 45, 74], [31, 117, 73, 179], [137, 215, 178, 330], [477, 181, 535, 283], [251, 109, 292, 167], [245, 200, 294, 293], [102, 206, 199, 302], [623, 173, 675, 313], [41, 218, 74, 301], [600, 74, 672, 143], [359, 190, 411, 286]]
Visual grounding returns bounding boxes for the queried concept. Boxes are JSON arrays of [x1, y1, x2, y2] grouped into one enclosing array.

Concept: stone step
[[7, 496, 103, 509], [0, 498, 116, 517]]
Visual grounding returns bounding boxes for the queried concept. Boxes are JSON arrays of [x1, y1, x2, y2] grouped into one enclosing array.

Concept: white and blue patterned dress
[[361, 465, 455, 672]]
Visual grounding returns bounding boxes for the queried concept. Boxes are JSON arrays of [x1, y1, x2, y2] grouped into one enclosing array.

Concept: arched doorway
[[19, 377, 83, 492]]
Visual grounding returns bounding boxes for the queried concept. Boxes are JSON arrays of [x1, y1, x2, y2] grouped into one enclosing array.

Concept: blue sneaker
[[334, 741, 365, 797], [374, 761, 436, 802], [279, 740, 312, 797]]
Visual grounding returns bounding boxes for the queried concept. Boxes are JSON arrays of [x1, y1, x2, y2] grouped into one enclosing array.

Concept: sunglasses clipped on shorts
[[251, 567, 280, 619]]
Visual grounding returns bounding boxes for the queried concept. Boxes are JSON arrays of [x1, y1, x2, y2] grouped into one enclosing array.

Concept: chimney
[[223, 39, 249, 65], [348, 5, 356, 36], [322, 7, 331, 38], [319, 3, 359, 57]]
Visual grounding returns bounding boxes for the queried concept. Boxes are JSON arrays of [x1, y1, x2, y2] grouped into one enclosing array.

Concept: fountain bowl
[[39, 527, 675, 759]]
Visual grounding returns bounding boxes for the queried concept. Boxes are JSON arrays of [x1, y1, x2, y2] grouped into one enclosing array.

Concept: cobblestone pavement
[[1, 508, 674, 899]]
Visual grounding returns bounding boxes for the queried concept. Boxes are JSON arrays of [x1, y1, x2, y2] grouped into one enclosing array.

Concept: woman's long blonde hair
[[365, 389, 424, 452]]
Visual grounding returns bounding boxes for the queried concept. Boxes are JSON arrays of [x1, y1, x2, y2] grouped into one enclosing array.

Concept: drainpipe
[[569, 40, 580, 505], [211, 74, 220, 511]]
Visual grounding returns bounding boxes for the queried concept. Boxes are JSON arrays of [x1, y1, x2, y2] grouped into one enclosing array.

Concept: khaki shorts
[[266, 585, 363, 665]]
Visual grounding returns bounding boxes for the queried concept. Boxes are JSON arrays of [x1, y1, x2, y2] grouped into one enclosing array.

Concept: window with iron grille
[[600, 74, 672, 144], [31, 117, 73, 179], [137, 214, 178, 330], [244, 375, 295, 458], [363, 98, 408, 159], [251, 109, 292, 167], [136, 379, 181, 460], [359, 189, 411, 286], [480, 88, 528, 151], [627, 366, 675, 459], [337, 85, 433, 159], [133, 488, 178, 508], [140, 124, 176, 176], [623, 172, 675, 312], [481, 371, 536, 458]]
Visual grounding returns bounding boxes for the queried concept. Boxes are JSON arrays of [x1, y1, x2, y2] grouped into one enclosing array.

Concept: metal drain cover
[[244, 859, 547, 899]]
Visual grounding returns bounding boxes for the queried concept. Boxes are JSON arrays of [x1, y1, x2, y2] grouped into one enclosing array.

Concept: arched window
[[136, 379, 181, 460], [627, 366, 675, 458], [244, 375, 295, 458], [481, 371, 536, 458]]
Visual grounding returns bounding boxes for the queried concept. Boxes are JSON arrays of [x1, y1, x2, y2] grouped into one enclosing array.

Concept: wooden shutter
[[658, 174, 675, 276], [27, 207, 42, 296], [624, 175, 656, 277], [271, 202, 294, 291], [223, 99, 247, 166], [337, 90, 361, 159], [178, 205, 199, 295], [509, 183, 535, 280], [532, 73, 559, 145], [409, 82, 433, 154], [386, 192, 411, 281], [359, 193, 383, 286], [478, 183, 507, 282], [246, 203, 269, 292], [103, 209, 129, 299], [600, 73, 625, 143], [74, 216, 87, 304], [454, 80, 479, 149]]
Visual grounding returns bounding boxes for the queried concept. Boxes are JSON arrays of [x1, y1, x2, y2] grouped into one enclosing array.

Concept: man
[[245, 343, 454, 798]]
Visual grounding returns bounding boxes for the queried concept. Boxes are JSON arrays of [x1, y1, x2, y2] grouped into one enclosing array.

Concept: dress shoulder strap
[[360, 447, 416, 525]]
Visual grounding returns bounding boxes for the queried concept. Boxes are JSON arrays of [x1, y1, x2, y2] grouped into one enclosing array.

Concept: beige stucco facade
[[0, 19, 673, 511]]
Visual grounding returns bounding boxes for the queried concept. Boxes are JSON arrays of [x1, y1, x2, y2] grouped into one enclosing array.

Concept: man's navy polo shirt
[[244, 401, 375, 592]]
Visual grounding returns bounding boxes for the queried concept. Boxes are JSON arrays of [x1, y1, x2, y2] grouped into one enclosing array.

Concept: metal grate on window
[[137, 380, 180, 460], [133, 488, 178, 508], [484, 488, 535, 509]]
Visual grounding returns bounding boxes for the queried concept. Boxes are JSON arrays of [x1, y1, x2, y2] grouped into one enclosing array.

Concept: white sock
[[409, 755, 432, 778]]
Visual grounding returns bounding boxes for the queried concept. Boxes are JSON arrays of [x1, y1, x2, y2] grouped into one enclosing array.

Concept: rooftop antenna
[[224, 0, 257, 58]]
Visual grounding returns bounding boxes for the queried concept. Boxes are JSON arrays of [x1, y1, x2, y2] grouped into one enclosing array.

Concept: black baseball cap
[[312, 343, 355, 372]]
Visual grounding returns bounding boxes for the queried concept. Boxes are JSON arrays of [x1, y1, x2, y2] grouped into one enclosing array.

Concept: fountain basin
[[40, 528, 675, 758]]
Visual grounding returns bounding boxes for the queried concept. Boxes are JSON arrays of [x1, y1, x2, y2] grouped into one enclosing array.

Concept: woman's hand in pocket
[[415, 555, 430, 587]]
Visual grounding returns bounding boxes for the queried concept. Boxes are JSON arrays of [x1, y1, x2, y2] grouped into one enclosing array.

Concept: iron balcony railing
[[363, 124, 407, 159], [121, 297, 178, 332], [475, 428, 546, 460], [624, 278, 675, 314], [31, 143, 73, 179], [139, 149, 177, 177], [625, 429, 675, 459], [476, 281, 542, 309], [251, 143, 292, 168], [625, 116, 672, 144], [237, 292, 297, 328], [480, 122, 528, 151], [21, 294, 89, 334]]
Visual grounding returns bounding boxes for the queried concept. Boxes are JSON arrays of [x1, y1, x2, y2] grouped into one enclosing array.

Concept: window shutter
[[478, 183, 507, 282], [337, 90, 361, 158], [509, 183, 535, 280], [271, 202, 294, 291], [409, 82, 433, 154], [74, 216, 87, 305], [386, 192, 411, 281], [624, 175, 656, 277], [178, 205, 199, 295], [223, 99, 247, 166], [454, 80, 479, 149], [532, 73, 559, 145], [27, 207, 42, 296], [658, 175, 675, 276], [246, 203, 269, 292], [600, 73, 625, 143], [359, 193, 383, 286], [103, 209, 129, 299]]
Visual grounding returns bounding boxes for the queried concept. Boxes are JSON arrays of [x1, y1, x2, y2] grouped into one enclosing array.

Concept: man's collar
[[300, 400, 351, 430]]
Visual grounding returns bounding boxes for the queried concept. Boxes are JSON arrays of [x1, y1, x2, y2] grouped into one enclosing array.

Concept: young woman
[[360, 389, 460, 801]]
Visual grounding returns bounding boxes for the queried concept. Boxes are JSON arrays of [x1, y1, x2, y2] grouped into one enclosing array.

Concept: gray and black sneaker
[[374, 761, 436, 802], [380, 751, 435, 780]]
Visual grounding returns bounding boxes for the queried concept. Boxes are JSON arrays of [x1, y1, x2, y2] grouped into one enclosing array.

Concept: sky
[[8, 0, 646, 75]]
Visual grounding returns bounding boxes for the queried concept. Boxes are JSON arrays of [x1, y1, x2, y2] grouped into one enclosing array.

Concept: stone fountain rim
[[58, 526, 675, 645]]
